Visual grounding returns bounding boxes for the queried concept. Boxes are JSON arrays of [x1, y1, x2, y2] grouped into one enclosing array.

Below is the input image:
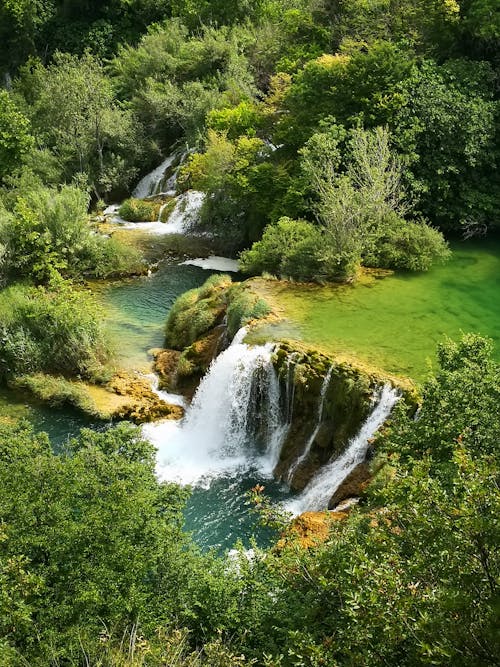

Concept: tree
[[394, 58, 499, 231], [0, 91, 34, 181], [16, 52, 141, 196]]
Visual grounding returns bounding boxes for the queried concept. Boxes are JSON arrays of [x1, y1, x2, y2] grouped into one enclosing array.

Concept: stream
[[4, 151, 499, 553]]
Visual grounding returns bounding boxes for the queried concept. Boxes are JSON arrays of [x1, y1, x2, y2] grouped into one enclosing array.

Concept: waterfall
[[286, 365, 334, 484], [166, 191, 205, 233], [143, 328, 286, 487], [133, 152, 179, 199], [283, 352, 300, 424], [285, 384, 400, 515], [157, 202, 169, 222]]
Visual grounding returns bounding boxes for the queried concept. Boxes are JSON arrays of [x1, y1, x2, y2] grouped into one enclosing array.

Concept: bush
[[364, 213, 451, 271], [0, 278, 111, 382], [0, 183, 143, 283], [239, 217, 323, 280], [118, 198, 160, 222]]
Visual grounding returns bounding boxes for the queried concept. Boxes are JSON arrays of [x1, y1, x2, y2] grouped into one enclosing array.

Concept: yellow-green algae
[[248, 238, 500, 382]]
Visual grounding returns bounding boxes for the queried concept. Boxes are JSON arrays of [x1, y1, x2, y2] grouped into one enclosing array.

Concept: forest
[[0, 0, 499, 665]]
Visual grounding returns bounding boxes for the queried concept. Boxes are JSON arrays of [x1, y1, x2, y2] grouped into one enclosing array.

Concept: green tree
[[0, 91, 34, 181], [394, 58, 499, 231], [16, 52, 142, 196]]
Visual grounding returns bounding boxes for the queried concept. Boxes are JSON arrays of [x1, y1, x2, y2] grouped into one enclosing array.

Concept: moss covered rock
[[164, 274, 232, 350]]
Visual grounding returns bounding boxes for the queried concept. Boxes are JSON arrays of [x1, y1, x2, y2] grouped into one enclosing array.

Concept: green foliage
[[394, 58, 500, 230], [239, 217, 323, 280], [241, 127, 449, 281], [112, 22, 256, 149], [119, 197, 160, 222], [363, 213, 451, 271], [11, 374, 100, 415], [0, 278, 111, 382], [0, 182, 142, 283], [15, 52, 143, 196], [0, 91, 34, 181], [184, 131, 286, 247], [277, 42, 414, 148], [164, 274, 232, 349], [208, 101, 263, 139], [381, 333, 500, 462]]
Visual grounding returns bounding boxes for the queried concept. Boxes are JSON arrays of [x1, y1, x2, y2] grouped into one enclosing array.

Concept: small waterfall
[[166, 190, 205, 233], [144, 328, 286, 487], [145, 373, 187, 408], [285, 384, 400, 515], [283, 352, 300, 424], [286, 365, 334, 484], [157, 202, 169, 222], [133, 152, 179, 199]]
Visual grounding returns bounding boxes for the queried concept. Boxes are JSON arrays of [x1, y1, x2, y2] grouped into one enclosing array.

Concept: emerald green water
[[99, 263, 213, 368], [5, 240, 500, 550], [263, 238, 500, 380]]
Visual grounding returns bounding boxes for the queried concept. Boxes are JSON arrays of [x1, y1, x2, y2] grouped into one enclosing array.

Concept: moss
[[159, 198, 177, 222], [272, 344, 386, 490], [164, 274, 232, 349], [226, 283, 271, 338], [11, 374, 103, 418]]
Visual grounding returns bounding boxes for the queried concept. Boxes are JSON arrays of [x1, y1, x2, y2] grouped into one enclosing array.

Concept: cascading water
[[285, 384, 400, 515], [133, 152, 179, 199], [143, 328, 287, 487], [283, 352, 300, 424], [286, 365, 334, 484]]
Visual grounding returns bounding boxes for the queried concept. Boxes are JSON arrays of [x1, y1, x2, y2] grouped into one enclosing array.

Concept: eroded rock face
[[273, 344, 374, 491], [153, 327, 223, 399], [328, 461, 371, 508], [109, 371, 183, 423]]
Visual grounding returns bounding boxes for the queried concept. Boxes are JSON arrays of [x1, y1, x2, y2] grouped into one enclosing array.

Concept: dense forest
[[0, 0, 499, 665]]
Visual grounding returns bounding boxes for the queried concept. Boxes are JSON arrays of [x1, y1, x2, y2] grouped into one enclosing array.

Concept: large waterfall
[[144, 334, 399, 516], [285, 384, 400, 515], [144, 329, 287, 487]]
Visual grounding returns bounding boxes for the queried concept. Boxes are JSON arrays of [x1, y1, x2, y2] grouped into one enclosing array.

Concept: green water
[[6, 240, 500, 550], [266, 239, 500, 380], [99, 263, 213, 368], [0, 387, 101, 448]]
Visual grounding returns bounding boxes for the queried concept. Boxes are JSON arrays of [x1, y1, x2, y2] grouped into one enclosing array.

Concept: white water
[[166, 190, 205, 233], [285, 384, 400, 515], [144, 328, 286, 487], [104, 190, 205, 235], [145, 373, 188, 408], [133, 152, 179, 199], [181, 256, 239, 272], [286, 365, 334, 484]]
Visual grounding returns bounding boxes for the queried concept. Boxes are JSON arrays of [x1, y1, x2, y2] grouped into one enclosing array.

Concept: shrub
[[118, 198, 160, 222], [364, 213, 451, 271], [239, 217, 323, 280], [0, 184, 143, 283], [0, 278, 111, 382]]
